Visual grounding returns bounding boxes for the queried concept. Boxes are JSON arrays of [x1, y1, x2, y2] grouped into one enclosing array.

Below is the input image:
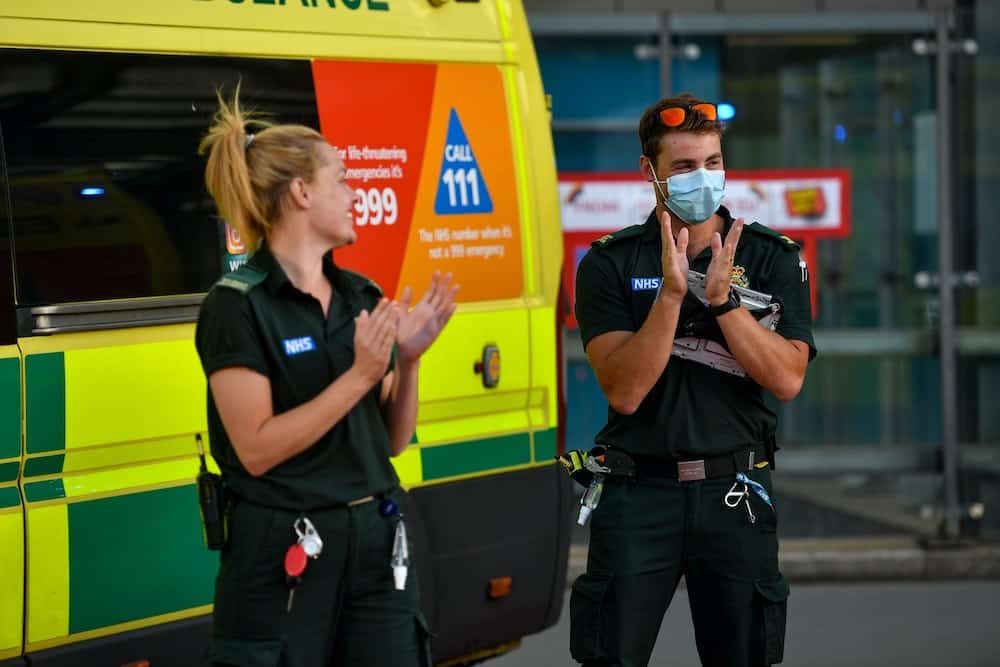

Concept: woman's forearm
[[384, 358, 420, 456]]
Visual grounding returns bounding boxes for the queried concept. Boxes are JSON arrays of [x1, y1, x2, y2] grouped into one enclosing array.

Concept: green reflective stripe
[[421, 434, 531, 481], [26, 353, 65, 454], [0, 462, 18, 483], [24, 479, 65, 502], [23, 454, 65, 478], [0, 357, 19, 460], [534, 428, 557, 462], [68, 485, 217, 633], [0, 486, 19, 509]]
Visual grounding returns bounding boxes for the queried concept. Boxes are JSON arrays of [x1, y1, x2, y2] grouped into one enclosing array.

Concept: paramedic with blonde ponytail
[[195, 89, 457, 667]]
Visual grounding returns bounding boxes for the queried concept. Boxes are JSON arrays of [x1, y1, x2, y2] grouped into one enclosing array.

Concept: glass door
[[718, 27, 949, 539]]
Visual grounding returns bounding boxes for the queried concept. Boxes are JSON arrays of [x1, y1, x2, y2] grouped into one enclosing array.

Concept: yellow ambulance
[[0, 1, 569, 665]]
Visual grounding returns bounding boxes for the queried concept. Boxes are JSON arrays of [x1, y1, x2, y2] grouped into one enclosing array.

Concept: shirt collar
[[642, 205, 736, 244], [246, 243, 282, 295], [251, 243, 347, 298], [641, 209, 661, 243], [719, 205, 736, 234]]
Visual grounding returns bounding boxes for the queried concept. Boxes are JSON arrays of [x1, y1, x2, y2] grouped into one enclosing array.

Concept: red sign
[[559, 170, 852, 326]]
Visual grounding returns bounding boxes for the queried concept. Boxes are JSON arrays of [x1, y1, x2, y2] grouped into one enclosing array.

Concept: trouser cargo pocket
[[753, 575, 790, 665], [569, 573, 613, 662]]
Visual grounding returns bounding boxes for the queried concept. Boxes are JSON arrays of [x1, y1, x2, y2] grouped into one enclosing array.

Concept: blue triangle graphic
[[434, 108, 494, 215]]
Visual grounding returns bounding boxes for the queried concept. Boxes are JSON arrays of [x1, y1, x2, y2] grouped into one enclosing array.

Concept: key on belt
[[284, 516, 323, 612]]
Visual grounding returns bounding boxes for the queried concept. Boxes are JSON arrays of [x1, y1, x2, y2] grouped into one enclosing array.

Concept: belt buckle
[[677, 459, 707, 482]]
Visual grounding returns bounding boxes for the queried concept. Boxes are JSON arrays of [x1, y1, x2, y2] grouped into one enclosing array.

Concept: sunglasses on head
[[659, 103, 718, 127]]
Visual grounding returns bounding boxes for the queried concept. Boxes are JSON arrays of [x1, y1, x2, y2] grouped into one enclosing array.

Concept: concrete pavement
[[492, 581, 1000, 667]]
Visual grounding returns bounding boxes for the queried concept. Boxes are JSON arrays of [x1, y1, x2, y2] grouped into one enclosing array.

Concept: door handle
[[473, 344, 500, 389]]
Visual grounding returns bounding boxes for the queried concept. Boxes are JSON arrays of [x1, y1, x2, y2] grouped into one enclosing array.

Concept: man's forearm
[[715, 308, 806, 401], [593, 295, 683, 414]]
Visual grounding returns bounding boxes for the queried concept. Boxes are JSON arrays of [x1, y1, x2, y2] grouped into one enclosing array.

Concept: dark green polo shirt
[[195, 244, 399, 511], [575, 206, 816, 460]]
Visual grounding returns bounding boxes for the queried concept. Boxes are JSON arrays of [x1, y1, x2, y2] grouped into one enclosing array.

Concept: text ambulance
[[0, 1, 569, 665]]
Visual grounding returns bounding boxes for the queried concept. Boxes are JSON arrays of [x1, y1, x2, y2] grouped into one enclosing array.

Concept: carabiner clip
[[724, 481, 748, 509], [294, 516, 324, 558]]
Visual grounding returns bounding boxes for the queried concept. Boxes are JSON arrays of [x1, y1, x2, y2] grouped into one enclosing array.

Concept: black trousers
[[210, 488, 431, 667], [570, 467, 789, 667]]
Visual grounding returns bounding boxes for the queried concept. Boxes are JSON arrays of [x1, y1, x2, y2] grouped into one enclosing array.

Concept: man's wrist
[[708, 288, 740, 317], [658, 290, 685, 305], [708, 294, 728, 307], [657, 277, 685, 304]]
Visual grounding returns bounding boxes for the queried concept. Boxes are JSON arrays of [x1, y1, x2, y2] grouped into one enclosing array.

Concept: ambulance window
[[0, 169, 13, 344], [0, 50, 320, 307]]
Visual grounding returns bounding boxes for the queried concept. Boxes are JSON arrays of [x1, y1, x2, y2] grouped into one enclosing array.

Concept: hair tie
[[244, 133, 255, 150]]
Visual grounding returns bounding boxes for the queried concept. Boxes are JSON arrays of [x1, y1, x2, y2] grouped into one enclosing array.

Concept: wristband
[[709, 289, 741, 317]]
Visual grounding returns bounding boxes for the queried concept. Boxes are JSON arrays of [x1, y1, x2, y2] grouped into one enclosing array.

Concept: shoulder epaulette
[[591, 224, 647, 249], [746, 222, 800, 250], [214, 264, 268, 294], [340, 268, 383, 297]]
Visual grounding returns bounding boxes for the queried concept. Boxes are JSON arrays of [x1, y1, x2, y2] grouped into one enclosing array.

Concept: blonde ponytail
[[199, 84, 328, 252]]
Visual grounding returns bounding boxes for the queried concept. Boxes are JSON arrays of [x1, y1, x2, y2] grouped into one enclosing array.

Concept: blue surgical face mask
[[648, 165, 726, 225]]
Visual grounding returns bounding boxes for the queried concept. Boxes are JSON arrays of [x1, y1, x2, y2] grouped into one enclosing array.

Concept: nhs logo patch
[[283, 336, 316, 357], [631, 277, 662, 291]]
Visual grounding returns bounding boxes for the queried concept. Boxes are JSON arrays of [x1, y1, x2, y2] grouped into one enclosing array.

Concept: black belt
[[631, 445, 770, 482]]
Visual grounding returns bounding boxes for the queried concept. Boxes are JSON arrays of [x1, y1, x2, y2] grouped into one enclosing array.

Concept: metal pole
[[936, 8, 961, 541], [878, 52, 901, 446], [658, 11, 672, 97]]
